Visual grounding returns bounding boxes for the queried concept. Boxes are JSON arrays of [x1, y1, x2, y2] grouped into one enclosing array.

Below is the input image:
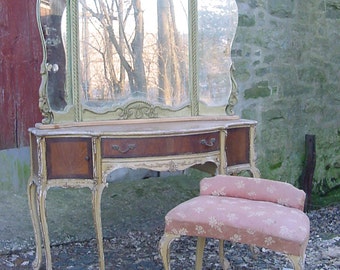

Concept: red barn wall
[[0, 0, 42, 150]]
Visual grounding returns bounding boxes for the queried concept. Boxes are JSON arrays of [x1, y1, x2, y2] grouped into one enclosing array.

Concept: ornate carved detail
[[38, 61, 54, 124], [82, 100, 190, 120], [102, 155, 220, 177], [226, 63, 238, 116], [39, 96, 54, 124], [189, 0, 199, 116], [168, 161, 178, 172], [70, 0, 81, 122], [37, 0, 54, 124], [117, 101, 158, 119], [249, 125, 261, 178], [37, 137, 43, 186], [92, 138, 98, 179]]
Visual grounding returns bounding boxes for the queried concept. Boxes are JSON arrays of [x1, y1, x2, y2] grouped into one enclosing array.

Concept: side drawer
[[101, 132, 220, 158], [46, 137, 93, 179], [226, 127, 250, 166]]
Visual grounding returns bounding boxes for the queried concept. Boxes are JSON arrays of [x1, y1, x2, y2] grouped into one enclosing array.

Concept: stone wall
[[233, 0, 340, 193]]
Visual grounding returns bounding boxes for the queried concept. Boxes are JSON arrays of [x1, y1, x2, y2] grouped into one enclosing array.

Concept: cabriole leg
[[37, 186, 52, 270], [92, 184, 106, 270], [158, 233, 180, 270], [287, 254, 305, 270], [27, 179, 42, 270]]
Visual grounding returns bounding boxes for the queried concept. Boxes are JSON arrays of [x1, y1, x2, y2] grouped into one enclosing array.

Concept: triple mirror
[[38, 0, 238, 124]]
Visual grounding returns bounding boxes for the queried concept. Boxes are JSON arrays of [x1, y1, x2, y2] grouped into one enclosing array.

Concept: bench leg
[[219, 239, 224, 266], [250, 244, 260, 258], [159, 233, 180, 270], [287, 254, 305, 270], [218, 240, 231, 270], [195, 237, 206, 270], [196, 238, 231, 270]]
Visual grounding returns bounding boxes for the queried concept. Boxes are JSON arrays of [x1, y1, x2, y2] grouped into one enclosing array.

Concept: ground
[[0, 170, 339, 269]]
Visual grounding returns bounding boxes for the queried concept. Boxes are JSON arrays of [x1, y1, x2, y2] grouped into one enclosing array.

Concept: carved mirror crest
[[37, 0, 238, 124]]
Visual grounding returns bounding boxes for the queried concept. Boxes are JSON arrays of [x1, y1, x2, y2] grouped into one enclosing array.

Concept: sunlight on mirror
[[198, 0, 238, 107], [39, 0, 238, 121], [79, 0, 190, 110]]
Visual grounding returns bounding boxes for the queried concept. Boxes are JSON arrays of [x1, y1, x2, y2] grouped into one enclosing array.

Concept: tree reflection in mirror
[[38, 0, 238, 121], [40, 0, 67, 111], [79, 0, 190, 109]]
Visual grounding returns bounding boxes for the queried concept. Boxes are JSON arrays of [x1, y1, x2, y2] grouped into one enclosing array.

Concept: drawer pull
[[112, 144, 136, 153], [200, 138, 216, 147]]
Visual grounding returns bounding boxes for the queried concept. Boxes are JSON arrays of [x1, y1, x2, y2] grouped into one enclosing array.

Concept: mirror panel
[[79, 0, 190, 114], [37, 0, 238, 124], [39, 0, 68, 112], [198, 0, 238, 107]]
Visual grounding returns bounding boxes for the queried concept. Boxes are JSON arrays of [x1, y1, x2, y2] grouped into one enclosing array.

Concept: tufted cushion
[[165, 195, 310, 257], [200, 175, 306, 211]]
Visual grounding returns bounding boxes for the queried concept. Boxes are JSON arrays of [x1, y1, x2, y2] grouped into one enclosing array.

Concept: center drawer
[[101, 132, 220, 158]]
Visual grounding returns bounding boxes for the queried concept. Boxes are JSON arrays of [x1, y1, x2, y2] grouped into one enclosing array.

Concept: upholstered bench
[[159, 175, 310, 270]]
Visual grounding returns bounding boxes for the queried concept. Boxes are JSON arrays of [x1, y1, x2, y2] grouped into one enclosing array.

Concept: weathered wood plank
[[0, 0, 42, 150]]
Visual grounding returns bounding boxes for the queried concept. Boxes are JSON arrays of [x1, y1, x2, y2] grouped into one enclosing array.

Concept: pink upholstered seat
[[165, 195, 309, 257], [159, 175, 310, 270], [200, 175, 306, 211]]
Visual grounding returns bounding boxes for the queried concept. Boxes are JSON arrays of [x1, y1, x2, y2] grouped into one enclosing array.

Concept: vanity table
[[29, 1, 258, 269], [28, 116, 258, 269]]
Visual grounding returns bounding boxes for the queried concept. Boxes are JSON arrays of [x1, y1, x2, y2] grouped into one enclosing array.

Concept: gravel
[[0, 204, 338, 270]]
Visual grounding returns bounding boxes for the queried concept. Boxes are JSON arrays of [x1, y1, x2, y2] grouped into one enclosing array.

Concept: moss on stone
[[244, 81, 271, 99], [238, 14, 256, 27]]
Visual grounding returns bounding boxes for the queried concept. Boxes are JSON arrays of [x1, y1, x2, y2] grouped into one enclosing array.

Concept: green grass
[[310, 185, 340, 209]]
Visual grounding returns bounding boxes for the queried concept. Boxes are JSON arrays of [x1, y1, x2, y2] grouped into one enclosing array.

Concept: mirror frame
[[37, 0, 238, 124]]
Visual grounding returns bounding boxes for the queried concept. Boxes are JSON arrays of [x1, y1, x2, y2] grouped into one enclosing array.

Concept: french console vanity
[[28, 117, 258, 269], [29, 0, 259, 269]]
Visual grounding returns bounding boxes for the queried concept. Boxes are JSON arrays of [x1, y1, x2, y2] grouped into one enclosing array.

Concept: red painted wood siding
[[0, 0, 42, 150]]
